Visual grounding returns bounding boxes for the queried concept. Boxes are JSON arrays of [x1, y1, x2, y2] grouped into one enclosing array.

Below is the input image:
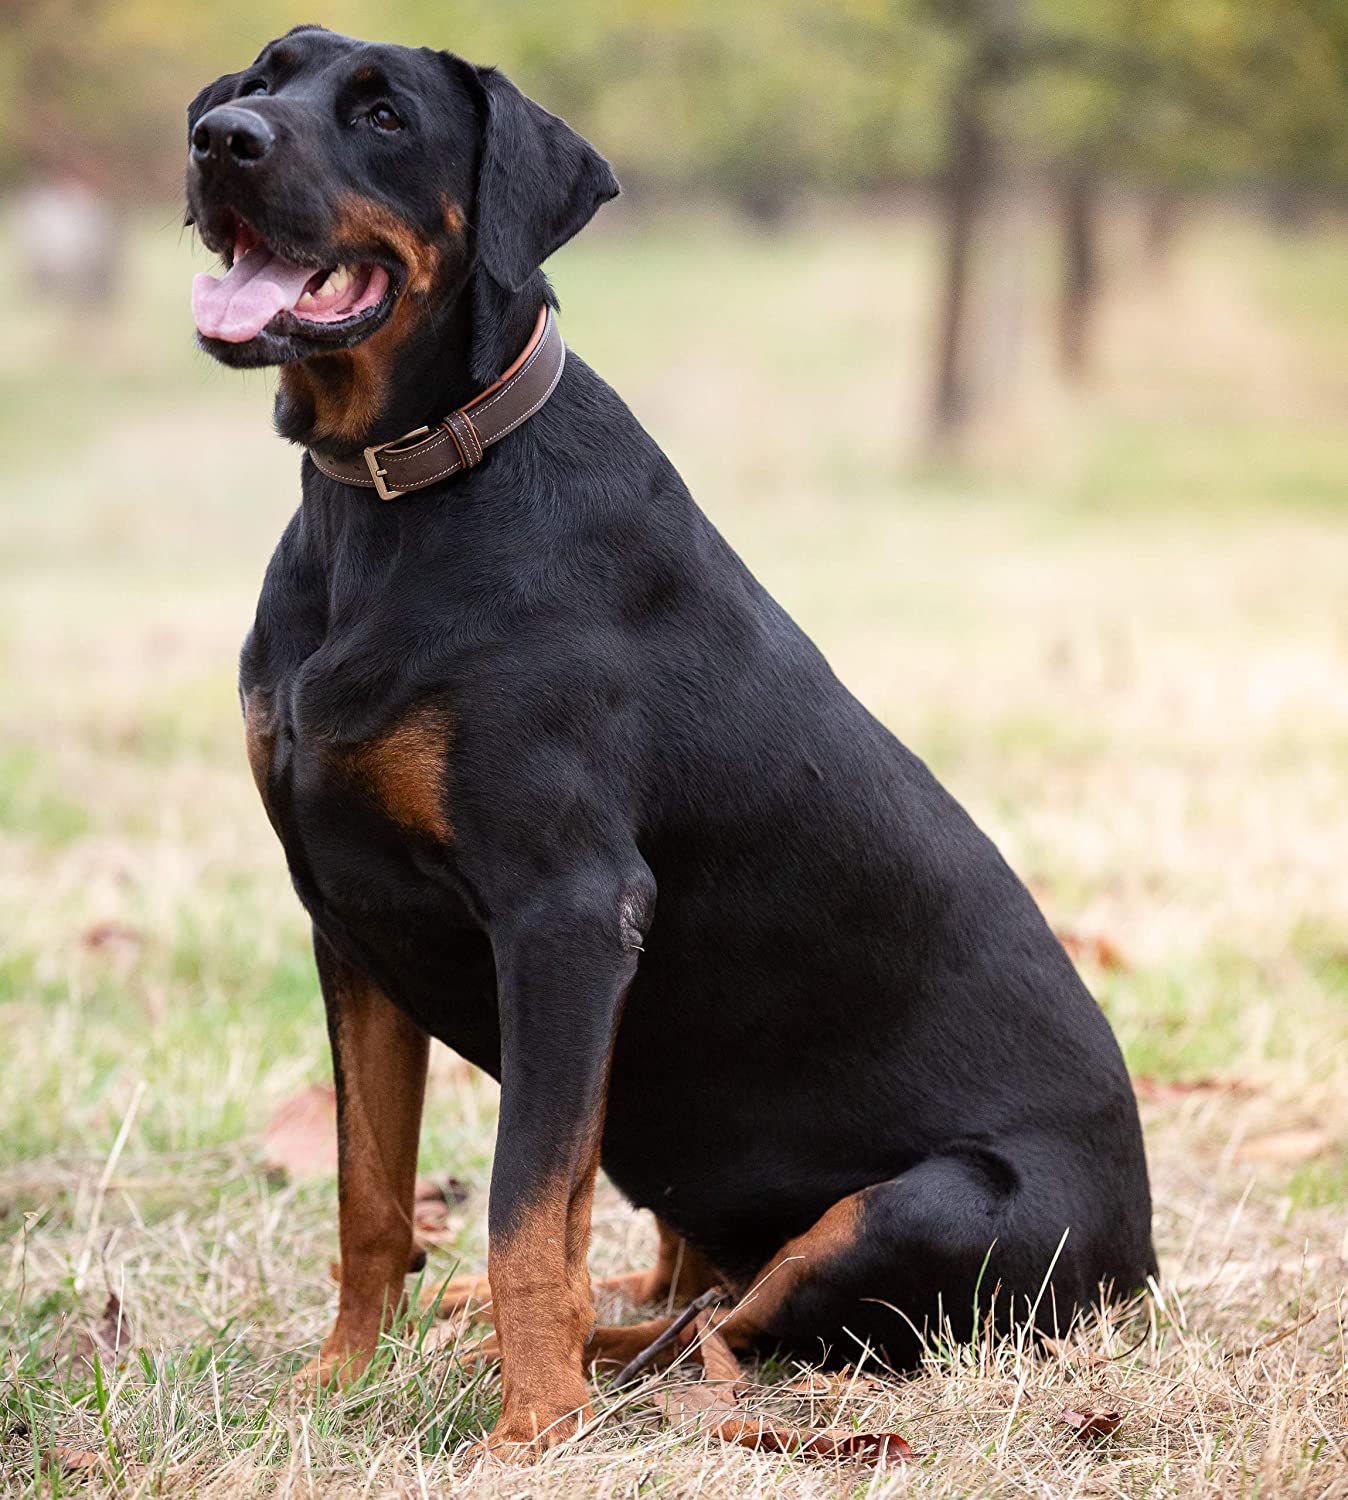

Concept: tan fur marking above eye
[[442, 198, 466, 237], [338, 704, 453, 841]]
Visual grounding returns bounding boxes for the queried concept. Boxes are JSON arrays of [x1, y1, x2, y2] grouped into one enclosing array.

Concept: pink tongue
[[192, 246, 319, 342]]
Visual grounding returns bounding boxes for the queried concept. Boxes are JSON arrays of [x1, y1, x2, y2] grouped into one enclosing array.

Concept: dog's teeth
[[297, 264, 355, 311]]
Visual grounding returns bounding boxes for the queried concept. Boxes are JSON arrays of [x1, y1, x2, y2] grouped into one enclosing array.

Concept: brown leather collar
[[308, 305, 564, 500]]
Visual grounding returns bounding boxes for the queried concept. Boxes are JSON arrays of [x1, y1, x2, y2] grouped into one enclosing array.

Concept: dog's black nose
[[191, 106, 275, 167]]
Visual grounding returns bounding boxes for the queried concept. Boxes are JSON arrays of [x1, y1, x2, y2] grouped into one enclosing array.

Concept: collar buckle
[[362, 425, 431, 501]]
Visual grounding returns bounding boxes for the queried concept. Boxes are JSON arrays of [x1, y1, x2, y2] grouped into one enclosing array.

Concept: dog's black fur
[[188, 25, 1154, 1442]]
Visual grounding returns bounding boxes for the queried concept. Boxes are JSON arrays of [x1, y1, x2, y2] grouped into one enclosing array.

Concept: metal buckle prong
[[362, 424, 431, 501]]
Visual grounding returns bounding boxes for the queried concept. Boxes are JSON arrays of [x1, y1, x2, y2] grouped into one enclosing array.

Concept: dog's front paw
[[289, 1335, 377, 1397], [464, 1392, 593, 1463]]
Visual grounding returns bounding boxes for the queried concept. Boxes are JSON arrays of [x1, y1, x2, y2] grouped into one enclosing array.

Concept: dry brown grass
[[1, 204, 1346, 1496]]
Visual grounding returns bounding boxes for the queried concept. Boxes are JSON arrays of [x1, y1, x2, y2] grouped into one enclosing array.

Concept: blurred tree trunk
[[931, 73, 991, 443], [1057, 164, 1100, 380], [1143, 188, 1180, 268], [929, 0, 1026, 456], [1266, 182, 1315, 232]]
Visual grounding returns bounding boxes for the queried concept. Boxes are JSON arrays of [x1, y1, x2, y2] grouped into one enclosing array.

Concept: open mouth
[[192, 214, 397, 356]]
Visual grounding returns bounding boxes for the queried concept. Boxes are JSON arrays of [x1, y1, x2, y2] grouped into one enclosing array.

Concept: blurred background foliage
[[6, 0, 1348, 195], [3, 0, 1347, 454]]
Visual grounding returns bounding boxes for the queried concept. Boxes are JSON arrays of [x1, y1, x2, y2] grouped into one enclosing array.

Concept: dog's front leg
[[297, 930, 429, 1390], [478, 873, 647, 1459]]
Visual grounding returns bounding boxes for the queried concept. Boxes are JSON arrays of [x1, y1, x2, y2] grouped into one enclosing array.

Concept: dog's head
[[185, 26, 616, 446]]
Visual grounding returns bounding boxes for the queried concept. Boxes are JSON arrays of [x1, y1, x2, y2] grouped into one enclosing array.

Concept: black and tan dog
[[186, 25, 1155, 1459]]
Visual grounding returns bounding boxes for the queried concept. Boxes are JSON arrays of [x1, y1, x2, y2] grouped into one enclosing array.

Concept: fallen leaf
[[71, 1292, 133, 1369], [261, 1084, 337, 1181], [1041, 1328, 1149, 1368], [44, 1448, 103, 1474], [415, 1174, 470, 1208], [81, 922, 143, 952], [656, 1315, 912, 1466], [782, 1368, 887, 1399], [413, 1175, 471, 1239], [1055, 929, 1129, 972], [38, 1446, 147, 1481], [1133, 1075, 1258, 1102], [1061, 1406, 1124, 1440], [1236, 1129, 1330, 1164]]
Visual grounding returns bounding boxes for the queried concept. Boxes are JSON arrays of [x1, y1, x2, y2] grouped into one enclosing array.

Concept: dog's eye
[[369, 102, 402, 132], [242, 79, 268, 97]]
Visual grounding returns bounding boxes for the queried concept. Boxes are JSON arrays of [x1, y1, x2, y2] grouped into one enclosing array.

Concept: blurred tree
[[3, 0, 1346, 443], [1031, 0, 1348, 372], [926, 0, 1027, 446], [4, 1, 1344, 208], [918, 0, 1348, 445], [0, 0, 956, 201]]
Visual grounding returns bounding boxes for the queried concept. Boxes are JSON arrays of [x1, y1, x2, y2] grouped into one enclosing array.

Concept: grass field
[[1, 201, 1346, 1497]]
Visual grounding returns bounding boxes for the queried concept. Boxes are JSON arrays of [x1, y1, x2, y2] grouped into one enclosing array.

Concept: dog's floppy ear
[[470, 65, 619, 293]]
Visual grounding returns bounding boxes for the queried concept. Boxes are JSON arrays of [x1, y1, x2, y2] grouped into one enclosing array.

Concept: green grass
[[0, 202, 1345, 1496], [0, 746, 92, 848]]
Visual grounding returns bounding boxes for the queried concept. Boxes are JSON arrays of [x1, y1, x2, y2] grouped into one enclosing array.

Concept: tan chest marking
[[244, 688, 276, 802], [336, 705, 454, 842]]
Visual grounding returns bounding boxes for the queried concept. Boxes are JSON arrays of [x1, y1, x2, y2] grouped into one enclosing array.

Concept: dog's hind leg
[[581, 1194, 875, 1373], [423, 1215, 720, 1324], [422, 1270, 494, 1319], [590, 1153, 1060, 1375], [594, 1217, 721, 1309], [718, 1153, 1093, 1370]]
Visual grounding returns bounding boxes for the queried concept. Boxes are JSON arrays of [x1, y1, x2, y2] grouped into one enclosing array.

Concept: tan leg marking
[[294, 964, 429, 1392], [589, 1194, 866, 1374], [585, 1315, 695, 1368], [424, 1269, 494, 1320], [477, 1152, 601, 1457], [594, 1217, 721, 1308], [712, 1192, 864, 1344], [426, 1215, 718, 1323]]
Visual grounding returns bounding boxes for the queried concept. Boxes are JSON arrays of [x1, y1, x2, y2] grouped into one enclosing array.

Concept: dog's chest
[[250, 689, 452, 834], [244, 681, 459, 913]]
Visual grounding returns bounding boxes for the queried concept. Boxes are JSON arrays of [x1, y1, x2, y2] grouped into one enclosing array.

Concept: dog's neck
[[274, 272, 545, 460]]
